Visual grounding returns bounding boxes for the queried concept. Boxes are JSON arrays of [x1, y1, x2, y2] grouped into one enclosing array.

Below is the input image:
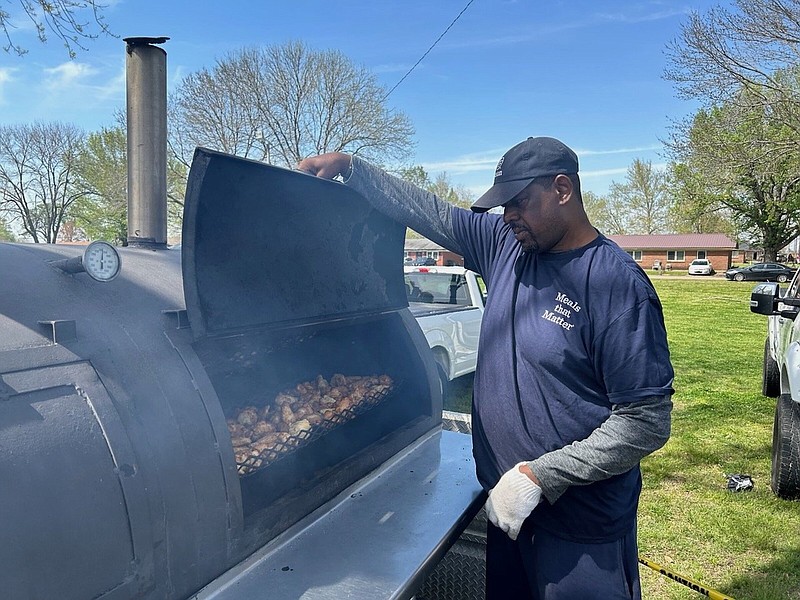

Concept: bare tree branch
[[170, 41, 414, 171], [665, 0, 800, 141], [0, 122, 86, 242], [2, 0, 114, 58]]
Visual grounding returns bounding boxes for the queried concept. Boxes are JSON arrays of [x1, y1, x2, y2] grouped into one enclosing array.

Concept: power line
[[383, 0, 476, 100]]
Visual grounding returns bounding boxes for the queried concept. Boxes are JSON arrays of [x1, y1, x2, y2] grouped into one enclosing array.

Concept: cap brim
[[470, 178, 534, 213]]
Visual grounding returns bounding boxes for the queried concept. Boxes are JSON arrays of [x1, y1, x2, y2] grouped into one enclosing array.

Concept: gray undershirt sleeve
[[528, 394, 673, 504], [343, 156, 465, 256]]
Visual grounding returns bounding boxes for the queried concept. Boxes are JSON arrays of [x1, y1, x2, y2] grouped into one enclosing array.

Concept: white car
[[688, 259, 715, 276]]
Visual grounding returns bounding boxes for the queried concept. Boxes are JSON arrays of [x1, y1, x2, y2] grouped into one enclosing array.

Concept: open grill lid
[[182, 148, 408, 338]]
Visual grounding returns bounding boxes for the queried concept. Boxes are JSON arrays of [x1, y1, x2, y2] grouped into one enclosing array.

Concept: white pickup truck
[[750, 278, 800, 498], [404, 266, 486, 394]]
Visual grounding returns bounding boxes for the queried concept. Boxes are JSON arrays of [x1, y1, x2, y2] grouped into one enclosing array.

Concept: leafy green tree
[[72, 126, 127, 244], [0, 216, 15, 241], [429, 172, 474, 210], [666, 162, 736, 236], [668, 96, 800, 260], [583, 190, 625, 235], [666, 1, 800, 257], [584, 160, 670, 235], [396, 165, 430, 190], [607, 159, 670, 234], [72, 126, 187, 246], [396, 165, 474, 209], [666, 0, 800, 150], [396, 165, 474, 239], [165, 157, 187, 241]]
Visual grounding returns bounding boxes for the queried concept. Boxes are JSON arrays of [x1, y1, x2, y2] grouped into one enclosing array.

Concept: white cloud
[[421, 144, 664, 177], [38, 59, 124, 110], [580, 166, 630, 179], [594, 6, 692, 25], [3, 6, 38, 34], [93, 65, 125, 101], [373, 63, 415, 74], [575, 144, 662, 157], [171, 64, 189, 87], [422, 155, 497, 174], [43, 62, 97, 89], [0, 67, 17, 103], [582, 161, 668, 178], [421, 147, 509, 174], [423, 149, 668, 200], [444, 5, 691, 51]]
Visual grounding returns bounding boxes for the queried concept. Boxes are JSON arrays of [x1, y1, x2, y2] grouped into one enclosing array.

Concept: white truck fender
[[423, 329, 456, 375], [784, 341, 800, 403]]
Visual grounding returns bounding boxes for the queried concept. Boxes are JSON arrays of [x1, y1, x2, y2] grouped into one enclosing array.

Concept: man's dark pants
[[486, 520, 641, 599]]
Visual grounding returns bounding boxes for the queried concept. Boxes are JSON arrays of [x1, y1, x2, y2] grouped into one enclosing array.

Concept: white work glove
[[485, 462, 542, 541]]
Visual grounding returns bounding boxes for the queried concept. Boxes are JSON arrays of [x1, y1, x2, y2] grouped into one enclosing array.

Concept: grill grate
[[234, 377, 395, 476]]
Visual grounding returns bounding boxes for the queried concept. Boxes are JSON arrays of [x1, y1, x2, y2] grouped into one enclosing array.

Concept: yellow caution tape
[[638, 556, 736, 600]]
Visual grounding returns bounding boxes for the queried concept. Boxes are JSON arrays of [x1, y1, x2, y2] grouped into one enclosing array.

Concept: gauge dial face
[[83, 241, 121, 282]]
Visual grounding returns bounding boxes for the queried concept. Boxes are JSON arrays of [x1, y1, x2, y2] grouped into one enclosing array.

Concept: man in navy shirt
[[298, 137, 674, 599]]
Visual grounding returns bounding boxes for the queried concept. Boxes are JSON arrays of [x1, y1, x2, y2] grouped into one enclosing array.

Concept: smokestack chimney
[[124, 36, 169, 248]]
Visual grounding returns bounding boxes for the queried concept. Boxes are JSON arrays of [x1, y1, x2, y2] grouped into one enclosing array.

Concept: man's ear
[[553, 174, 574, 205]]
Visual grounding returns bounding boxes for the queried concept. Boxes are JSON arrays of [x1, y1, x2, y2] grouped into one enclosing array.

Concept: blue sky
[[0, 0, 726, 198]]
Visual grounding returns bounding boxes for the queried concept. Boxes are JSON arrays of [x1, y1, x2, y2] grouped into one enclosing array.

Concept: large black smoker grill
[[0, 149, 483, 600]]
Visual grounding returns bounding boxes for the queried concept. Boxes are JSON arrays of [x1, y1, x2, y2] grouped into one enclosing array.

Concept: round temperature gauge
[[83, 241, 121, 282]]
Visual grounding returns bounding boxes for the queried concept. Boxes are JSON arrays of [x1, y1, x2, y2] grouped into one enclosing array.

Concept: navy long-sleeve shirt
[[344, 156, 674, 542]]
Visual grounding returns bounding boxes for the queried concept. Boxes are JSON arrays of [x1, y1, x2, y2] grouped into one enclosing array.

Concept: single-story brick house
[[405, 233, 744, 273], [734, 242, 760, 264], [404, 238, 464, 266], [607, 233, 737, 273]]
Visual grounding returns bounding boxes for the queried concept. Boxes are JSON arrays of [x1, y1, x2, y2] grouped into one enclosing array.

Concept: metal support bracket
[[38, 320, 77, 344]]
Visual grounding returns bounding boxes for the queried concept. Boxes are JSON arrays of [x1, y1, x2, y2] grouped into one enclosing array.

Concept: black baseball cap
[[470, 136, 579, 213]]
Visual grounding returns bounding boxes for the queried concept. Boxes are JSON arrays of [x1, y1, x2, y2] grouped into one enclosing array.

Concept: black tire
[[763, 337, 780, 398], [735, 273, 745, 282], [778, 274, 789, 283], [771, 394, 800, 499]]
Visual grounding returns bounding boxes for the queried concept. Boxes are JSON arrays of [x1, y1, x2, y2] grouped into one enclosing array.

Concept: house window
[[667, 250, 685, 261], [697, 250, 707, 259], [426, 251, 439, 259], [627, 250, 642, 261]]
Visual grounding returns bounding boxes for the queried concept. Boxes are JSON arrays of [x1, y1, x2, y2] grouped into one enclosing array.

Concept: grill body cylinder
[[0, 151, 442, 600]]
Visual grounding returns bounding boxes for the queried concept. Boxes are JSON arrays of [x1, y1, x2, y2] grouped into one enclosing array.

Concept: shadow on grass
[[443, 372, 474, 414], [725, 545, 800, 599]]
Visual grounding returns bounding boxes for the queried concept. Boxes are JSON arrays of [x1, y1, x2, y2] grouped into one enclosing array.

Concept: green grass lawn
[[443, 278, 800, 600]]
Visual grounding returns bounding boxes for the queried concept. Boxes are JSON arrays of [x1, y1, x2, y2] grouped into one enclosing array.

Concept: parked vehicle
[[750, 277, 800, 498], [411, 256, 437, 266], [404, 266, 485, 394], [725, 262, 795, 282], [687, 259, 715, 276]]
